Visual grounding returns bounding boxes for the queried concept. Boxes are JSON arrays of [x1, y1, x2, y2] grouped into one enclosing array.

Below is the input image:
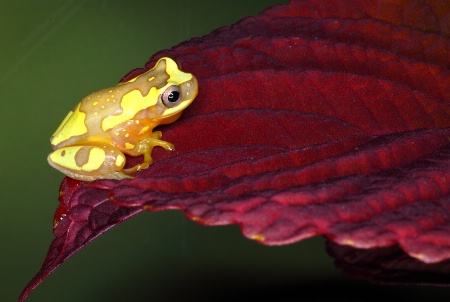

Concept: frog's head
[[157, 57, 198, 118], [124, 57, 198, 124]]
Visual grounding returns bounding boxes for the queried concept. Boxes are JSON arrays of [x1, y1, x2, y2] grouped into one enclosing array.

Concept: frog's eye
[[161, 85, 182, 108]]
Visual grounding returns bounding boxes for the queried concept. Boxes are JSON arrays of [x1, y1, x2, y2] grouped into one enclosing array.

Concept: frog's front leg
[[139, 131, 175, 158], [122, 131, 174, 175], [48, 145, 131, 181]]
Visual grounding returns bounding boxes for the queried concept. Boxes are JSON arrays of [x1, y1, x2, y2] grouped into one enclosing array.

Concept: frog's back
[[50, 87, 123, 149]]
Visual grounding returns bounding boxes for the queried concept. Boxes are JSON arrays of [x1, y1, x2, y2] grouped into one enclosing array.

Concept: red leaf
[[20, 0, 450, 300], [326, 240, 450, 286], [19, 178, 143, 302]]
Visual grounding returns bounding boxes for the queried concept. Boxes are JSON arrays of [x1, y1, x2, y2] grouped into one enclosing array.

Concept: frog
[[48, 57, 198, 181]]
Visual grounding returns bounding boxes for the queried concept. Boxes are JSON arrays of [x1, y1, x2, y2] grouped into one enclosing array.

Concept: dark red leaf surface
[[20, 0, 450, 301]]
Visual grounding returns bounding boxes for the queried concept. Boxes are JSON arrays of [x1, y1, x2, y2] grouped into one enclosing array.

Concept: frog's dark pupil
[[168, 91, 180, 102]]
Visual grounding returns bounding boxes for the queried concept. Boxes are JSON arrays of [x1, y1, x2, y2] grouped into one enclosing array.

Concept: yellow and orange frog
[[48, 57, 198, 181]]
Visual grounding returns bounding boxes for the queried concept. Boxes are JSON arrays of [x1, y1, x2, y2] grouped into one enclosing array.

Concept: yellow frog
[[48, 57, 198, 181]]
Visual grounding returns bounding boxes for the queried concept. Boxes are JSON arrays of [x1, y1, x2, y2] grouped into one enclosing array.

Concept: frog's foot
[[148, 131, 175, 151], [122, 132, 174, 175], [138, 132, 175, 161], [122, 162, 151, 175]]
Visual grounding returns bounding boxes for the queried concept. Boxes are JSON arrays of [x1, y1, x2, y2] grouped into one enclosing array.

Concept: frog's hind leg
[[48, 145, 132, 181]]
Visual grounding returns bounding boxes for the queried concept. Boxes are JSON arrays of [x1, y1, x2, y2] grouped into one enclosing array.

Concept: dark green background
[[1, 1, 449, 301]]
